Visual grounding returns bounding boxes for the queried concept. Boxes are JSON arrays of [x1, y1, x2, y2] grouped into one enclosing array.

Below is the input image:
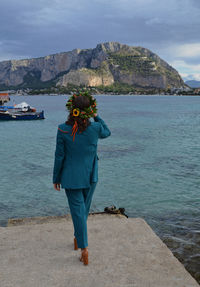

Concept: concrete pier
[[0, 214, 199, 287]]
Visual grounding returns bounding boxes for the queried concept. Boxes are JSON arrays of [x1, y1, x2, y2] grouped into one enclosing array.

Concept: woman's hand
[[53, 183, 61, 191]]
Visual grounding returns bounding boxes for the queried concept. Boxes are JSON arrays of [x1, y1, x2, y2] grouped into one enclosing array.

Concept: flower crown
[[66, 91, 97, 119]]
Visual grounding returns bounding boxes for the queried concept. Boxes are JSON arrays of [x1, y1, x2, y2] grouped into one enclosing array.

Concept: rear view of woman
[[53, 92, 111, 265]]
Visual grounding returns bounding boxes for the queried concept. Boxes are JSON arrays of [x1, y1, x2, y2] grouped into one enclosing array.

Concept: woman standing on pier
[[53, 92, 111, 265]]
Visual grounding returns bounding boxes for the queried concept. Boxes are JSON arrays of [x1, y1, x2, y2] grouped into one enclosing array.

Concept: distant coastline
[[2, 84, 200, 97]]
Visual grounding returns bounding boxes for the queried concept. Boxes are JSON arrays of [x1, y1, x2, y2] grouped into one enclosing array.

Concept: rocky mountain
[[185, 80, 200, 88], [0, 42, 186, 90]]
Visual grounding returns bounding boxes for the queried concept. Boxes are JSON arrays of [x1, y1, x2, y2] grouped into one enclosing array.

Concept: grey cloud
[[176, 56, 200, 65], [0, 0, 200, 67]]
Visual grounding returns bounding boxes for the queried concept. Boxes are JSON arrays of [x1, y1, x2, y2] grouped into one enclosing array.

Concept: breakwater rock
[[1, 214, 199, 287]]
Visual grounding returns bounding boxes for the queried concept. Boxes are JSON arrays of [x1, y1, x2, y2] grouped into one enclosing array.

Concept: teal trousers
[[65, 182, 97, 249]]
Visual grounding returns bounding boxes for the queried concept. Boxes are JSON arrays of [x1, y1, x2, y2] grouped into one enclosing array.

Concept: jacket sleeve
[[94, 115, 111, 139], [53, 128, 65, 184]]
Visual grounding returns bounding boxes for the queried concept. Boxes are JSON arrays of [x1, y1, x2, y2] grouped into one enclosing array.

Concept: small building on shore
[[194, 88, 200, 94], [0, 93, 10, 105]]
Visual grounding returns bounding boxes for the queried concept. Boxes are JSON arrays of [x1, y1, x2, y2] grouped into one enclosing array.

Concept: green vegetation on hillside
[[107, 52, 158, 75]]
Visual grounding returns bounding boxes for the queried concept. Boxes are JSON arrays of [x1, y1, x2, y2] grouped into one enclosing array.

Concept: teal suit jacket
[[53, 115, 111, 189]]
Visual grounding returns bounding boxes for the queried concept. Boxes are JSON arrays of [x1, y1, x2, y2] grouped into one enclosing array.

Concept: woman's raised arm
[[94, 115, 111, 139]]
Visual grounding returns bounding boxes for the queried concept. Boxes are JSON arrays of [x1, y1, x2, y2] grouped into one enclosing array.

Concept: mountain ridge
[[0, 42, 186, 91], [185, 80, 200, 88]]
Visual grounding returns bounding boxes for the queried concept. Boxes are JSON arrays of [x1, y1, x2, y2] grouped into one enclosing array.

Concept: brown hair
[[66, 95, 91, 132]]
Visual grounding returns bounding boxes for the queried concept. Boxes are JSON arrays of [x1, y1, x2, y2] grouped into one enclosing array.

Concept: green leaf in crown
[[66, 91, 97, 119]]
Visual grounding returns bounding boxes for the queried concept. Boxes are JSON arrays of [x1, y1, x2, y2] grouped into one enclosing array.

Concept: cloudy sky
[[1, 0, 200, 81]]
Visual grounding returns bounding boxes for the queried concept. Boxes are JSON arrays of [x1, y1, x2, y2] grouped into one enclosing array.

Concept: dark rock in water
[[172, 251, 185, 264], [161, 231, 200, 284], [163, 236, 182, 249], [192, 231, 200, 245], [185, 254, 200, 283], [144, 212, 200, 285], [194, 272, 200, 282]]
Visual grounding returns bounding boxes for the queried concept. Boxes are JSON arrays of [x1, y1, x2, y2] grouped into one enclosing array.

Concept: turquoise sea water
[[1, 94, 200, 279], [0, 95, 200, 224]]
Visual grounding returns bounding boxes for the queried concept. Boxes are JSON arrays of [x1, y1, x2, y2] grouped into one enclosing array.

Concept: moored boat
[[0, 98, 45, 121], [0, 110, 44, 121]]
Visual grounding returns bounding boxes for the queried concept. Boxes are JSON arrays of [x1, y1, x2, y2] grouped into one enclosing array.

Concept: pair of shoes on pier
[[74, 237, 88, 265]]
